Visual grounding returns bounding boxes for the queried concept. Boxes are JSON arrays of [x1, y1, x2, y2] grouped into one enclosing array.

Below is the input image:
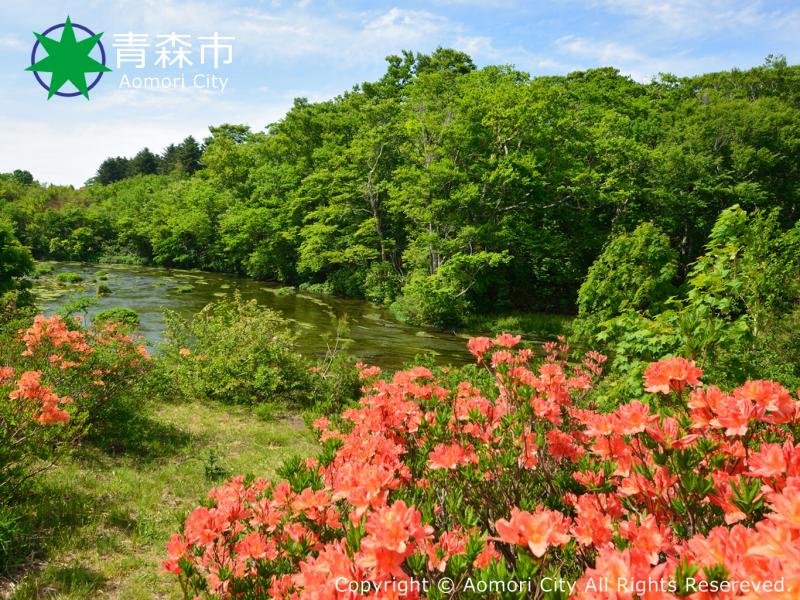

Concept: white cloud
[[554, 34, 730, 80], [0, 35, 27, 51], [592, 0, 800, 40]]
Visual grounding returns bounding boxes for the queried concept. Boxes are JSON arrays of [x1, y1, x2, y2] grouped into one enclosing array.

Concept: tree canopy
[[2, 50, 799, 328]]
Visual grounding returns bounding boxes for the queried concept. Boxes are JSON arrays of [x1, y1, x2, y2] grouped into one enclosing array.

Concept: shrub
[[162, 294, 314, 406], [298, 281, 334, 296], [0, 314, 151, 500], [577, 207, 800, 392], [0, 222, 34, 310], [273, 286, 296, 297], [364, 262, 401, 305], [94, 307, 139, 326], [575, 222, 677, 338], [96, 283, 112, 296], [55, 272, 84, 284], [166, 335, 800, 599], [391, 273, 470, 328]]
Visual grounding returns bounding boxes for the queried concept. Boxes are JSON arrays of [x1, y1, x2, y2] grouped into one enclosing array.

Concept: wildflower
[[467, 336, 493, 361], [493, 333, 521, 348], [643, 357, 703, 394], [495, 507, 571, 557], [428, 442, 478, 470]]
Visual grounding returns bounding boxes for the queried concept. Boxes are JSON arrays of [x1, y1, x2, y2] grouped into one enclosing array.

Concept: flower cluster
[[9, 370, 72, 424], [166, 335, 800, 599]]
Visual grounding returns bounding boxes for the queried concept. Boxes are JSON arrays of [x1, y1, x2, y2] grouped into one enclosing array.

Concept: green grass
[[3, 400, 317, 599], [55, 272, 84, 284], [460, 311, 573, 340]]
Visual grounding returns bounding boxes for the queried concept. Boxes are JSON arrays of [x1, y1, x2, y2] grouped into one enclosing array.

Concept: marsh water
[[33, 262, 475, 370]]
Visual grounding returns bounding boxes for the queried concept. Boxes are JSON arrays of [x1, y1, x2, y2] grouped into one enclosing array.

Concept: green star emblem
[[26, 16, 111, 100]]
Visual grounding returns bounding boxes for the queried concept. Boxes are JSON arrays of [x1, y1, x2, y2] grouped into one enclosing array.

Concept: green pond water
[[33, 262, 475, 370]]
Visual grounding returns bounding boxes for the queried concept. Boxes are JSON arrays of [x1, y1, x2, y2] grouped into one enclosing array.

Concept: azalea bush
[[0, 314, 151, 499], [165, 333, 800, 598]]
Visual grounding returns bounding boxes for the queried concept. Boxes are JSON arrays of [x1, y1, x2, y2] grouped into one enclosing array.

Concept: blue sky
[[1, 0, 798, 186]]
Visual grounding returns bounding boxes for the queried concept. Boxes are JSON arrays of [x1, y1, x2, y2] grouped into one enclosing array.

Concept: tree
[[0, 221, 34, 309], [177, 136, 203, 175], [128, 147, 160, 176], [11, 170, 33, 186], [93, 157, 131, 185]]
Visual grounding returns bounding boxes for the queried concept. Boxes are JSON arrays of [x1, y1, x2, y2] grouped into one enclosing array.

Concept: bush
[[0, 222, 34, 309], [575, 222, 677, 338], [96, 283, 112, 296], [364, 262, 401, 305], [55, 272, 84, 284], [0, 314, 151, 500], [577, 207, 800, 392], [165, 335, 800, 598], [391, 273, 470, 328], [94, 307, 139, 326], [298, 281, 334, 296], [161, 294, 314, 406]]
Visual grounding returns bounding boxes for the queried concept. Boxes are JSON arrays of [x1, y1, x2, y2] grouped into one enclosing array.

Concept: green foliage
[[161, 294, 315, 406], [55, 272, 84, 284], [576, 222, 678, 336], [2, 54, 800, 329], [203, 449, 230, 482], [0, 221, 34, 300], [94, 307, 139, 326], [579, 205, 800, 393], [34, 262, 54, 276]]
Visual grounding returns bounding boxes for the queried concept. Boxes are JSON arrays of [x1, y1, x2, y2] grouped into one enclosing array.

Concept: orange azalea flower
[[615, 400, 656, 435], [427, 442, 478, 470], [712, 395, 759, 437], [467, 336, 493, 361], [492, 332, 521, 348], [643, 356, 703, 394], [749, 443, 788, 479], [495, 506, 571, 557], [363, 500, 432, 554], [473, 542, 501, 569], [179, 347, 191, 357]]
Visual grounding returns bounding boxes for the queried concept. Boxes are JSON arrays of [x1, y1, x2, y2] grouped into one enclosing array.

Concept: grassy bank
[[1, 400, 316, 599], [458, 311, 573, 339]]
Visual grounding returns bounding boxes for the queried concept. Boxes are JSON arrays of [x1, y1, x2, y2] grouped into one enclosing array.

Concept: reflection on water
[[33, 262, 474, 371]]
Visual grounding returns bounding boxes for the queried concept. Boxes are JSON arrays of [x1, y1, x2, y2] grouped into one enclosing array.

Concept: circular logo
[[27, 17, 110, 99]]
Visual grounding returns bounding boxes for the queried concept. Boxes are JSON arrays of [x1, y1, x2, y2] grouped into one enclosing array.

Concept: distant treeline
[[1, 49, 798, 327]]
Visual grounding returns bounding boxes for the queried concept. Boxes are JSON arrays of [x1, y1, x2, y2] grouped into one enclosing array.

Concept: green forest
[[2, 50, 797, 324]]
